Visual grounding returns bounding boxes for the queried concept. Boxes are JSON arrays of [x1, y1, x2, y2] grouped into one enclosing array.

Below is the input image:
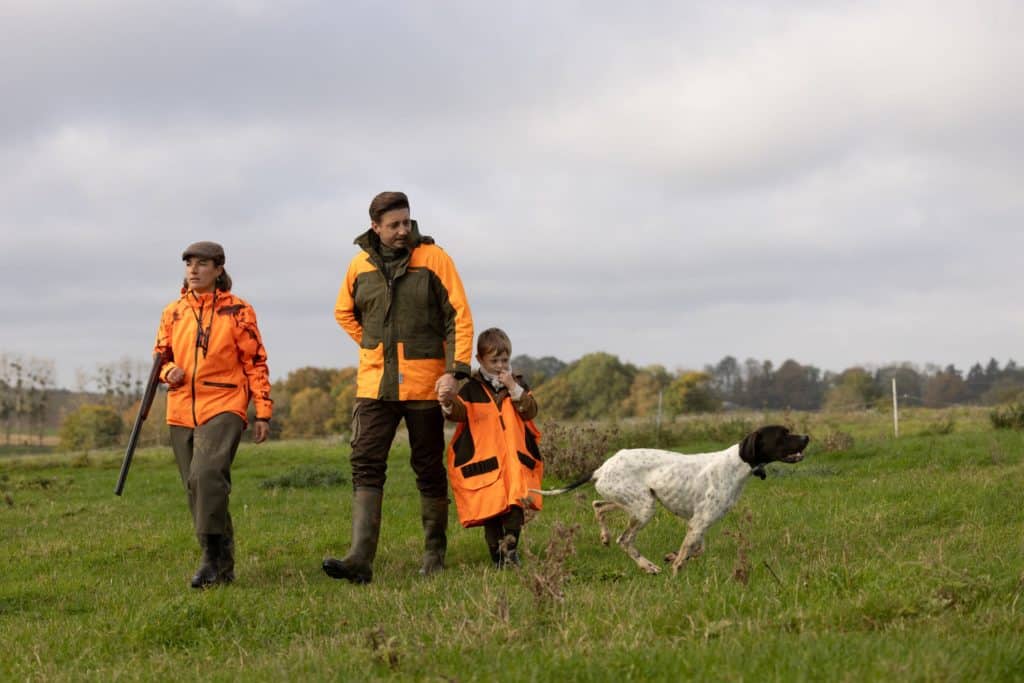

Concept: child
[[437, 328, 543, 567]]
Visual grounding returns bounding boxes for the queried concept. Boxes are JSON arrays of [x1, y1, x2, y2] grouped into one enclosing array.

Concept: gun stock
[[114, 351, 165, 496]]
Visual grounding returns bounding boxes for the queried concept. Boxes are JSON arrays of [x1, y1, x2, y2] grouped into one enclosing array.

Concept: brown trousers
[[170, 412, 244, 536], [350, 399, 447, 498]]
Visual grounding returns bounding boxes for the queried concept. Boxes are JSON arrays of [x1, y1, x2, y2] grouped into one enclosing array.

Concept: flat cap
[[181, 241, 226, 265]]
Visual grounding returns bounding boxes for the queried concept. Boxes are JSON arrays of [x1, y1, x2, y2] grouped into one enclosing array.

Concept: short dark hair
[[368, 191, 410, 223], [477, 328, 512, 357]]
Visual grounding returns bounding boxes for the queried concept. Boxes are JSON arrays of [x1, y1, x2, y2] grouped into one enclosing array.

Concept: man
[[323, 191, 473, 584]]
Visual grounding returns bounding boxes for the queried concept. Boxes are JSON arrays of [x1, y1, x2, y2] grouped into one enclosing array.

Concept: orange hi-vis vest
[[446, 378, 543, 528]]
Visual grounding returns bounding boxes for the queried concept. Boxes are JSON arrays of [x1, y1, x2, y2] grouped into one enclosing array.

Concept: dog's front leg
[[668, 525, 706, 576]]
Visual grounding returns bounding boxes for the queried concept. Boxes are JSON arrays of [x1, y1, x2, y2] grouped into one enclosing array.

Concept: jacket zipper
[[191, 300, 203, 426], [383, 277, 395, 388]]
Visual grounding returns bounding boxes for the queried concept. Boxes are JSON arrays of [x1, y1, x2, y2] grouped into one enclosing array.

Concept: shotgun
[[114, 351, 165, 495]]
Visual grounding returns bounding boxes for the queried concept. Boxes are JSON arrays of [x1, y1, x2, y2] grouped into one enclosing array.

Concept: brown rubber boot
[[191, 534, 222, 588], [218, 536, 235, 584], [418, 496, 448, 576], [322, 487, 383, 584]]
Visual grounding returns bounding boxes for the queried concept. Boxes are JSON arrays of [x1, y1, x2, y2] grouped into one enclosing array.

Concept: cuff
[[159, 363, 178, 383]]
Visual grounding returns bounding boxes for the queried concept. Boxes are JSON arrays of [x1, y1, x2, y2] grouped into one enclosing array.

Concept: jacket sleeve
[[444, 396, 469, 423], [153, 303, 179, 383], [334, 259, 364, 344], [515, 391, 538, 421], [430, 248, 473, 378], [234, 303, 274, 421]]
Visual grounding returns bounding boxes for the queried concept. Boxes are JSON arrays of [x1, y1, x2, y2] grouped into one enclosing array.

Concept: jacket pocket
[[202, 381, 238, 389], [402, 337, 444, 360], [456, 456, 501, 491]]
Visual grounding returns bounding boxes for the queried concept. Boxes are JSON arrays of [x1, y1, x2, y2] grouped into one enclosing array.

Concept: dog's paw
[[600, 531, 611, 546], [664, 551, 677, 563], [639, 559, 661, 575]]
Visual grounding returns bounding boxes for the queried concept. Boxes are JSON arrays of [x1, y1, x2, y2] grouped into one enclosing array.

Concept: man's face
[[372, 207, 412, 249]]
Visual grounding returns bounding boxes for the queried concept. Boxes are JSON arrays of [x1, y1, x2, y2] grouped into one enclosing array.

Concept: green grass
[[2, 413, 1024, 681]]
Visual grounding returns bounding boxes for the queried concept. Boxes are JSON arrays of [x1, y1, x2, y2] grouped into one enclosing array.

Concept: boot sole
[[322, 558, 372, 584]]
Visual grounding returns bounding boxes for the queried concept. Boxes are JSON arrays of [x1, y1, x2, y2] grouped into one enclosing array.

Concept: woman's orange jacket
[[446, 378, 543, 528], [154, 289, 273, 428]]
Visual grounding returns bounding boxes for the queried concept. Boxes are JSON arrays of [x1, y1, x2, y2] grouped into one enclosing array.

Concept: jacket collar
[[178, 289, 222, 311]]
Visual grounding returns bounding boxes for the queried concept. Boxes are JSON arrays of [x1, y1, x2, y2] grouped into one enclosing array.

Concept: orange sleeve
[[430, 248, 473, 377], [334, 257, 365, 344], [153, 302, 179, 383], [234, 303, 274, 420]]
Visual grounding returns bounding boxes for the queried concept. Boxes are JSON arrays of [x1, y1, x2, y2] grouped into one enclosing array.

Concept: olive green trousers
[[170, 412, 244, 536]]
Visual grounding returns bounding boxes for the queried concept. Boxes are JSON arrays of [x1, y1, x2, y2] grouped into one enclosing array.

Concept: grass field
[[2, 410, 1023, 681]]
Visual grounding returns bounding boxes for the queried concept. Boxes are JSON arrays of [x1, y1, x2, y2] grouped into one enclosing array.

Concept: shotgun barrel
[[114, 351, 164, 495]]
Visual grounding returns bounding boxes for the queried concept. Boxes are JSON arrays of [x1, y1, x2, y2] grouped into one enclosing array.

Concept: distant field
[[2, 409, 1023, 681], [0, 434, 57, 457]]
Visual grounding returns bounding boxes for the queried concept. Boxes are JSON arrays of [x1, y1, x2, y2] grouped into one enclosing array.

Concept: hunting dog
[[532, 425, 810, 575]]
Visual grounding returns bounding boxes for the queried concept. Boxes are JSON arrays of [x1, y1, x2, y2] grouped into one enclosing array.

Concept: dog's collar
[[750, 465, 766, 480]]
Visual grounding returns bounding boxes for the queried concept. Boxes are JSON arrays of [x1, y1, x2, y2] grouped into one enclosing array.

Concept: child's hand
[[497, 370, 517, 391]]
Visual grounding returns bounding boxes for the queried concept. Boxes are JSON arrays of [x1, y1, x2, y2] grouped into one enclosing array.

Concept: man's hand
[[253, 420, 270, 444], [166, 367, 186, 387], [435, 373, 457, 407]]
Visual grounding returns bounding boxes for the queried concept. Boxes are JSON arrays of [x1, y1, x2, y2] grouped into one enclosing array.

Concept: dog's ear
[[739, 430, 760, 466]]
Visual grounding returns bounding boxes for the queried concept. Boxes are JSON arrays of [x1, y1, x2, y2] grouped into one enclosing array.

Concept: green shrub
[[820, 428, 855, 452], [59, 404, 124, 452], [989, 403, 1024, 430], [258, 464, 347, 489], [539, 421, 620, 479]]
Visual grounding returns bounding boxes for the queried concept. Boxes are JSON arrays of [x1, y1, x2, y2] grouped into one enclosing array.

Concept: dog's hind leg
[[616, 501, 660, 574], [592, 500, 620, 546]]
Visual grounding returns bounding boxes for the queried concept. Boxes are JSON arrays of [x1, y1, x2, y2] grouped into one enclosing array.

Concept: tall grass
[[1, 410, 1023, 681]]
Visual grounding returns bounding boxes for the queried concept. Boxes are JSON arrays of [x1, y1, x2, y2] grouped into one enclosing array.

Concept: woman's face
[[184, 257, 223, 293]]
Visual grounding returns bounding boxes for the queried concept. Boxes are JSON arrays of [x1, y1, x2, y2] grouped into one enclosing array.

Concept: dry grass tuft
[[519, 522, 579, 607]]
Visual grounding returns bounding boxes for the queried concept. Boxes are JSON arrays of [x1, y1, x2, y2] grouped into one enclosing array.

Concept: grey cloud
[[2, 1, 1022, 387]]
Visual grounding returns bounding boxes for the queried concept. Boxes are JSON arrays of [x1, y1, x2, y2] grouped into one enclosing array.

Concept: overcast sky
[[2, 1, 1021, 388]]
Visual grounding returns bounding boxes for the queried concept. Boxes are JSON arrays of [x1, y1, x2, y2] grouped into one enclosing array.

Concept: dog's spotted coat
[[533, 425, 810, 575]]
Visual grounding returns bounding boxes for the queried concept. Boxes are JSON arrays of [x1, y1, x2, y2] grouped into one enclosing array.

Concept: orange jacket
[[154, 289, 273, 428], [335, 226, 473, 401], [446, 377, 543, 528]]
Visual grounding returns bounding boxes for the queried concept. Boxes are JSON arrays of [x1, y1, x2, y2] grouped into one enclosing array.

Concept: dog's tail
[[529, 470, 596, 496]]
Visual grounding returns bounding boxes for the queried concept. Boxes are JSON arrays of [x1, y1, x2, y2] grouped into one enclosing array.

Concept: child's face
[[477, 349, 510, 376]]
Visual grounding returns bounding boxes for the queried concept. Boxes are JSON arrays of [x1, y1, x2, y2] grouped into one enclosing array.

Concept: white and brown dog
[[532, 425, 810, 575]]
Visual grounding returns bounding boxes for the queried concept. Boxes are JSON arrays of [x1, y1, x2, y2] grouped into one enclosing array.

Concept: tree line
[[5, 351, 1023, 451]]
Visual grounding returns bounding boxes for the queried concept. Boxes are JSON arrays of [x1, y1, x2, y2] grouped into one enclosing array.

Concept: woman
[[154, 241, 273, 588]]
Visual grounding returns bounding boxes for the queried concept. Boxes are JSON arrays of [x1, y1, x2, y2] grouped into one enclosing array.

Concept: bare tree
[[25, 358, 56, 445], [91, 357, 149, 412]]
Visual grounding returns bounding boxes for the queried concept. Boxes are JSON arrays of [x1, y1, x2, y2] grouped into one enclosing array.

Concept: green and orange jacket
[[334, 223, 473, 401], [445, 372, 543, 528], [154, 289, 273, 428]]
